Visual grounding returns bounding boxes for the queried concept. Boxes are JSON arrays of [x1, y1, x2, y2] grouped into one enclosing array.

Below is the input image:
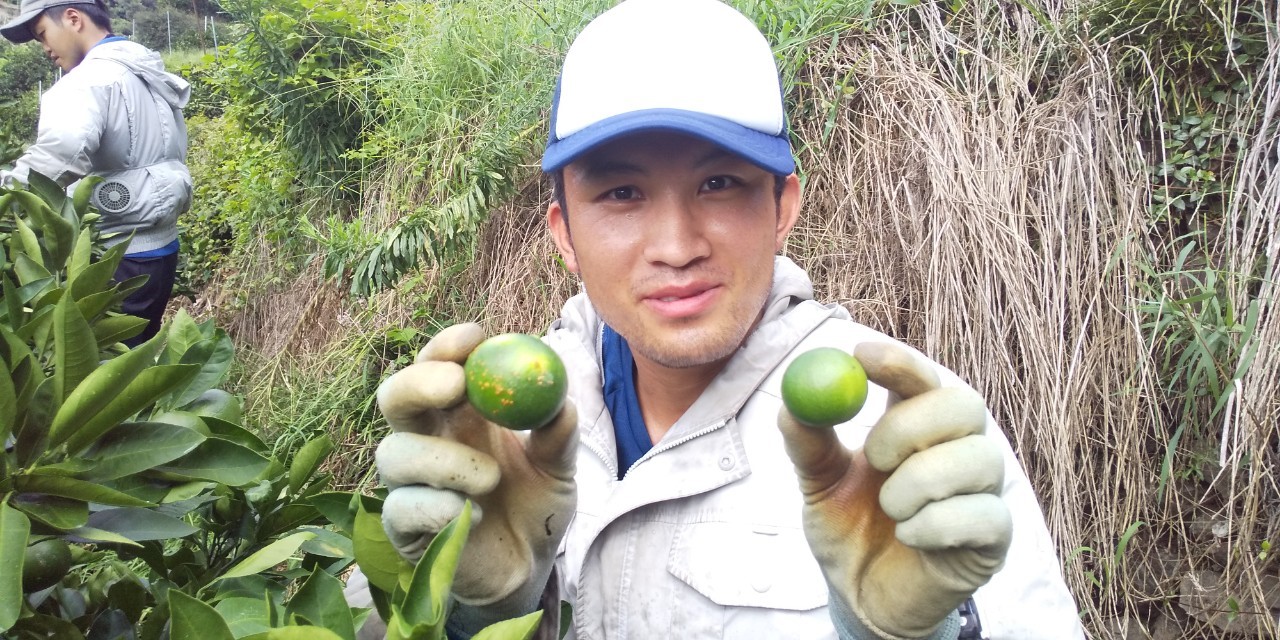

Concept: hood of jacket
[[85, 39, 191, 109]]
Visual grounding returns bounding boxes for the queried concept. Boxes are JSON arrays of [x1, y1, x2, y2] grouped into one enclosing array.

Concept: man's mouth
[[642, 283, 721, 319]]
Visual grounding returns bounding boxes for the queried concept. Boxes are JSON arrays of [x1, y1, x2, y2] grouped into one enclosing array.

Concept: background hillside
[[3, 0, 1275, 637]]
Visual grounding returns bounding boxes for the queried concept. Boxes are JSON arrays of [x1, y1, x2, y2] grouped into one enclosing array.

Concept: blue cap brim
[[541, 108, 795, 175]]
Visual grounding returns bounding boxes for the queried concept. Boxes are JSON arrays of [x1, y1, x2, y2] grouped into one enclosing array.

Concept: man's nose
[[642, 197, 711, 268]]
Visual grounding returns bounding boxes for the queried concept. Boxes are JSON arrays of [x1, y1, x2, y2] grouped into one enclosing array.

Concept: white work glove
[[375, 323, 578, 609], [778, 342, 1012, 639]]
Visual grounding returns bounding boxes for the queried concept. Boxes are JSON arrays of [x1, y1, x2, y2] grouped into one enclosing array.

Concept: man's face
[[31, 12, 86, 71], [548, 131, 800, 370]]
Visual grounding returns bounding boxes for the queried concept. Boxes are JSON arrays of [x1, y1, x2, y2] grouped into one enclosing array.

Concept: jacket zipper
[[622, 418, 729, 477]]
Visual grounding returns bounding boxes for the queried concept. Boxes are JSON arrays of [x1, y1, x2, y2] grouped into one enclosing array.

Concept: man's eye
[[703, 176, 736, 191], [607, 186, 635, 200]]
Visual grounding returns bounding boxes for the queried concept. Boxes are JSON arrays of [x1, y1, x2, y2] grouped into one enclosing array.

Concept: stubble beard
[[589, 267, 776, 370]]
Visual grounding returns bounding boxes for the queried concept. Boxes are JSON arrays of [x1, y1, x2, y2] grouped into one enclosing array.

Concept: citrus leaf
[[353, 499, 405, 594], [170, 333, 235, 408], [86, 507, 198, 541], [154, 437, 271, 486], [402, 501, 472, 627], [53, 292, 98, 404], [11, 494, 87, 530], [169, 590, 234, 640], [472, 611, 544, 640], [78, 421, 207, 481], [48, 331, 166, 451], [64, 526, 143, 547], [0, 503, 32, 632], [14, 474, 156, 507], [287, 568, 356, 640], [213, 597, 271, 638], [93, 314, 149, 348], [216, 531, 316, 581], [288, 434, 335, 495]]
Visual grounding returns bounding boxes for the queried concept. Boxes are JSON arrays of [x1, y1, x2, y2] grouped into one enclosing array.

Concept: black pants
[[114, 252, 178, 348]]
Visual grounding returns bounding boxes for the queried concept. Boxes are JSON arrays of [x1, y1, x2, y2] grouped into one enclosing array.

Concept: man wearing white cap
[[1, 0, 191, 346], [365, 1, 1084, 638]]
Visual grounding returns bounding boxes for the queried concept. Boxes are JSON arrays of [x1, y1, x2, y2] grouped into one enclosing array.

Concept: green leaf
[[59, 363, 201, 455], [14, 252, 52, 287], [244, 628, 346, 640], [78, 421, 207, 481], [93, 314, 149, 348], [309, 492, 358, 536], [353, 498, 406, 594], [68, 241, 129, 301], [201, 416, 269, 453], [64, 526, 144, 547], [48, 331, 167, 451], [23, 187, 75, 268], [54, 291, 98, 403], [12, 215, 44, 270], [0, 503, 32, 632], [163, 310, 208, 365], [299, 527, 354, 559], [11, 493, 88, 530], [0, 357, 15, 444], [71, 176, 102, 219], [154, 437, 271, 487], [287, 568, 356, 640], [86, 507, 198, 541], [471, 611, 544, 640], [401, 501, 472, 627], [2, 276, 26, 327], [169, 590, 235, 640], [15, 377, 56, 466], [288, 435, 335, 495], [14, 474, 156, 507], [216, 531, 316, 581], [26, 170, 67, 211], [213, 597, 271, 638], [171, 334, 236, 408]]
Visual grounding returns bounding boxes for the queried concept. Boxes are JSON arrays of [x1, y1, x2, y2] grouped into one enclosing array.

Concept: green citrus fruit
[[781, 347, 868, 427], [22, 538, 73, 593], [464, 333, 568, 430]]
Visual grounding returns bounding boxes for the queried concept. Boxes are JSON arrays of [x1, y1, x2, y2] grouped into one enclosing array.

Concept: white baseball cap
[[541, 0, 794, 175]]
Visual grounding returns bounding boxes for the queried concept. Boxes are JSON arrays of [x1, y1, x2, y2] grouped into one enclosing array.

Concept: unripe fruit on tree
[[464, 333, 568, 430], [22, 538, 73, 593], [781, 347, 868, 427]]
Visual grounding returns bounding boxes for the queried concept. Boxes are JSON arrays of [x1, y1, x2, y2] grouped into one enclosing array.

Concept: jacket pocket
[[666, 522, 833, 638]]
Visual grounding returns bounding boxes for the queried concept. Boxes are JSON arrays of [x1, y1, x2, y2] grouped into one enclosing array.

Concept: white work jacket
[[542, 256, 1085, 640]]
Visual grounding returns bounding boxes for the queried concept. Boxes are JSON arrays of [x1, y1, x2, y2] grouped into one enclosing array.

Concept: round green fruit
[[781, 347, 868, 427], [464, 333, 568, 430], [22, 538, 73, 593]]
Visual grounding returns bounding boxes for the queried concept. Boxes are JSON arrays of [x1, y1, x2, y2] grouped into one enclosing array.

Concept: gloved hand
[[778, 341, 1012, 639], [375, 323, 578, 607]]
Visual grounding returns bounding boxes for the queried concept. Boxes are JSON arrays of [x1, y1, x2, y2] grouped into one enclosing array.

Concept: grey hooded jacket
[[1, 38, 192, 254]]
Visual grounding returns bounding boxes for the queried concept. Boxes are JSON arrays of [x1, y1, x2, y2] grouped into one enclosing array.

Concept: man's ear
[[547, 199, 579, 274], [775, 173, 802, 251], [62, 8, 82, 31]]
